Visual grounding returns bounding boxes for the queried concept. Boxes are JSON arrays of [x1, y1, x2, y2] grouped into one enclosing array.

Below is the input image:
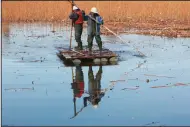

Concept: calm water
[[2, 22, 190, 126]]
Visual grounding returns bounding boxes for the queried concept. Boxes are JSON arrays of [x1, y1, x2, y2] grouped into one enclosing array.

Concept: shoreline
[[2, 20, 190, 38], [103, 20, 190, 38]]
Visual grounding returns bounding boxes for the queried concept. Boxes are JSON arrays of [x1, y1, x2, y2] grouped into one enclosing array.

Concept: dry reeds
[[2, 1, 190, 24]]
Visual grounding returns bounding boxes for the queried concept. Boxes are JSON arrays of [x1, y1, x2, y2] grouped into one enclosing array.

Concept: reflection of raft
[[57, 48, 118, 66]]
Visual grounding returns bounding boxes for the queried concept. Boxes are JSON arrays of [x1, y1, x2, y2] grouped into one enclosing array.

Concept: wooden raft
[[57, 48, 118, 66]]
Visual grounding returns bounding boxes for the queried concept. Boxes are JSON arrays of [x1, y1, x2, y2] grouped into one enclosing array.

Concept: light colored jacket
[[87, 13, 104, 35]]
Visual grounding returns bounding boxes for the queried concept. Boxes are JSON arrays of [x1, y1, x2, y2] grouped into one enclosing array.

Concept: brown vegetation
[[2, 1, 190, 37]]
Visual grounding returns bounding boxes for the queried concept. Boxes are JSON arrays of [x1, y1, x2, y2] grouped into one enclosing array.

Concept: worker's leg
[[78, 24, 83, 50], [96, 66, 102, 82], [95, 65, 102, 89], [88, 66, 94, 81], [95, 35, 102, 53], [75, 66, 84, 82], [87, 34, 94, 53], [88, 66, 95, 94], [75, 24, 83, 50]]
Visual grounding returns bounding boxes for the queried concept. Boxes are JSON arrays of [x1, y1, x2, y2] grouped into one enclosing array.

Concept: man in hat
[[87, 7, 104, 55], [69, 6, 87, 50]]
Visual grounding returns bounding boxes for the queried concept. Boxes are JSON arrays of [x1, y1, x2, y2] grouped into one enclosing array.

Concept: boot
[[74, 46, 79, 51], [78, 42, 83, 50], [79, 45, 83, 50], [99, 51, 102, 56], [88, 49, 92, 56], [99, 48, 102, 56]]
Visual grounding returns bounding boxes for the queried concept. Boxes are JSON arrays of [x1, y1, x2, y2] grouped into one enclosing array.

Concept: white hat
[[93, 104, 98, 109], [73, 6, 78, 10], [91, 7, 98, 14]]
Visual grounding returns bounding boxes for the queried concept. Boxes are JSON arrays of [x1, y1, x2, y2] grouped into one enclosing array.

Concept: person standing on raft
[[87, 7, 104, 55], [69, 5, 87, 50]]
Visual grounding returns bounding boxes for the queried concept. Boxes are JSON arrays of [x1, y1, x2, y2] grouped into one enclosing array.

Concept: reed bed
[[2, 1, 190, 24]]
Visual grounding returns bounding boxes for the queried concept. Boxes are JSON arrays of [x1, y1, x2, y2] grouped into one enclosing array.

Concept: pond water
[[2, 22, 190, 126]]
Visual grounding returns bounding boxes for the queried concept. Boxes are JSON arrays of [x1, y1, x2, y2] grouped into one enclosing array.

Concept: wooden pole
[[88, 15, 146, 56], [69, 0, 74, 50]]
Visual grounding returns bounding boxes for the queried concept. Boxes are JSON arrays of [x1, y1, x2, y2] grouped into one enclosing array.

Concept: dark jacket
[[87, 12, 104, 35], [69, 9, 86, 24]]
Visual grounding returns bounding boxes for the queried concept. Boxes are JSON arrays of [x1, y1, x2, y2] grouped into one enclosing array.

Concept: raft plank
[[60, 49, 117, 60]]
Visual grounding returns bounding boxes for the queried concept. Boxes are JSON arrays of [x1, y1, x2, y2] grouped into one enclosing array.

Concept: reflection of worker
[[83, 66, 105, 108], [71, 66, 84, 98]]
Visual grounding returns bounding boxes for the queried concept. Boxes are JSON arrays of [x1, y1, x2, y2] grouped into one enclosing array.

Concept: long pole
[[71, 67, 77, 116], [69, 0, 74, 50], [88, 15, 146, 57], [103, 25, 145, 56]]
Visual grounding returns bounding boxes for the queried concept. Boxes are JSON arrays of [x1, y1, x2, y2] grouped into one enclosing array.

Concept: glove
[[97, 16, 103, 25], [82, 10, 85, 15]]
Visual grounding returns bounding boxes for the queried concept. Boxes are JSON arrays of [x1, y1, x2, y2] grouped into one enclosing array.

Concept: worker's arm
[[97, 16, 104, 25], [69, 12, 79, 21], [88, 15, 103, 25], [82, 10, 88, 21]]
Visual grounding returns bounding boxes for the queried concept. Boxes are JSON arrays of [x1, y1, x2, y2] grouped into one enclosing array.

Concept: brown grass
[[2, 1, 190, 37], [2, 1, 190, 23]]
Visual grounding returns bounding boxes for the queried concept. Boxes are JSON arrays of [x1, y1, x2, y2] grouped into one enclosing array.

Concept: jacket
[[69, 9, 85, 24], [87, 13, 104, 35]]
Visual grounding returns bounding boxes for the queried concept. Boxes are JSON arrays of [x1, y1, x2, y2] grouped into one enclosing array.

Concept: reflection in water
[[3, 23, 190, 125], [84, 66, 104, 108], [71, 66, 84, 99], [2, 23, 11, 49], [71, 66, 105, 119], [71, 66, 85, 118]]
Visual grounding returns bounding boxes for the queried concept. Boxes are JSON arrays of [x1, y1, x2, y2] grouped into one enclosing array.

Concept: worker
[[71, 66, 84, 98], [69, 5, 87, 50], [87, 7, 104, 55], [83, 66, 105, 108]]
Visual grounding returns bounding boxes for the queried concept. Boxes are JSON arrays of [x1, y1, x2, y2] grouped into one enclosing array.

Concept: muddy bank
[[3, 20, 190, 38], [103, 20, 190, 38]]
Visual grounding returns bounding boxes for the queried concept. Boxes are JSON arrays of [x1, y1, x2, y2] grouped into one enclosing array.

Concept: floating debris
[[128, 78, 153, 83], [151, 85, 171, 88], [4, 87, 34, 92], [151, 82, 190, 88], [29, 60, 41, 62], [110, 80, 125, 83], [28, 35, 49, 38], [144, 121, 160, 126], [51, 30, 56, 33], [173, 83, 188, 86], [144, 74, 175, 78], [122, 86, 139, 90]]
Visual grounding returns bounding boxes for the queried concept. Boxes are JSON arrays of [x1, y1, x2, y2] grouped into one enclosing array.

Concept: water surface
[[2, 22, 190, 126]]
